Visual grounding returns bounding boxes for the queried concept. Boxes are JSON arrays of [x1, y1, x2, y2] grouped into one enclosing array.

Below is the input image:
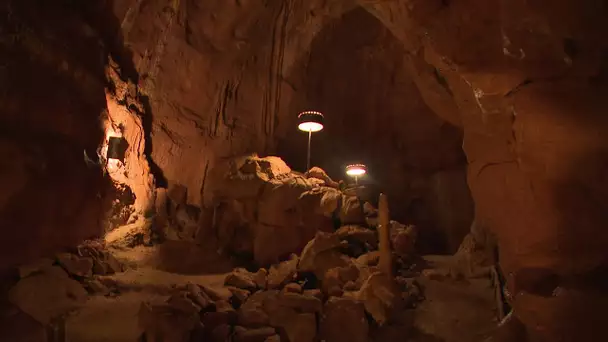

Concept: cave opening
[[276, 7, 473, 255]]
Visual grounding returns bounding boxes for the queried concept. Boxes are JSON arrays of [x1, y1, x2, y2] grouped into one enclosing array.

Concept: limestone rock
[[298, 231, 350, 278], [8, 265, 87, 325], [17, 258, 54, 278], [303, 289, 323, 301], [225, 268, 259, 290], [390, 221, 417, 257], [56, 253, 93, 278], [267, 255, 298, 289], [305, 166, 339, 188], [356, 251, 381, 267], [167, 292, 202, 314], [340, 195, 365, 224], [254, 268, 268, 289], [319, 297, 369, 342], [233, 326, 277, 342], [282, 283, 302, 294], [139, 301, 199, 342], [210, 324, 232, 342], [335, 225, 378, 247], [276, 312, 316, 342], [357, 272, 401, 325], [83, 279, 109, 295], [238, 308, 270, 328], [229, 286, 252, 305], [186, 283, 215, 310], [276, 292, 322, 313]]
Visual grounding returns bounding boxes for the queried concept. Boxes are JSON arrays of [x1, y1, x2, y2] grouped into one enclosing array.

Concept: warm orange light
[[297, 111, 324, 132], [346, 164, 367, 177]]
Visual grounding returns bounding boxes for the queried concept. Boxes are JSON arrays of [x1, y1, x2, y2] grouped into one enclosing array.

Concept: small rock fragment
[[17, 258, 54, 279], [319, 297, 369, 342], [233, 326, 276, 342], [225, 268, 258, 290], [210, 324, 232, 342], [83, 279, 109, 295], [238, 308, 270, 328], [282, 283, 302, 294], [56, 253, 93, 278], [267, 256, 298, 289]]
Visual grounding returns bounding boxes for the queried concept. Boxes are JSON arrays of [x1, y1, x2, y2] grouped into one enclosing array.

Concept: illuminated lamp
[[297, 111, 325, 171], [107, 136, 128, 162], [345, 163, 367, 185]]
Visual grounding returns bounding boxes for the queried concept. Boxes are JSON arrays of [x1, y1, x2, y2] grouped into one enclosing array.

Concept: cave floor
[[52, 246, 498, 342]]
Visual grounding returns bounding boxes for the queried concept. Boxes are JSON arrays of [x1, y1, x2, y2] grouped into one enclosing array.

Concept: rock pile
[[8, 241, 125, 325], [139, 197, 423, 342], [204, 155, 369, 266]]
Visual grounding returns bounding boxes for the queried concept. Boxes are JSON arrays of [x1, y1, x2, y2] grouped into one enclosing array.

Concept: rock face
[[206, 155, 364, 265]]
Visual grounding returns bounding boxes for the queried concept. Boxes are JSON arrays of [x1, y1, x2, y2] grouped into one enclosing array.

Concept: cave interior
[[1, 1, 608, 342]]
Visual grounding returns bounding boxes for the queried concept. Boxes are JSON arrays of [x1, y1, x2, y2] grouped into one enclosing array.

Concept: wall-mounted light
[[298, 111, 324, 171], [107, 136, 128, 162], [346, 163, 367, 185]]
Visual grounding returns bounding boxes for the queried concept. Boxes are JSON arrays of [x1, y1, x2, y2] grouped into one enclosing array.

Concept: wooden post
[[378, 193, 393, 277]]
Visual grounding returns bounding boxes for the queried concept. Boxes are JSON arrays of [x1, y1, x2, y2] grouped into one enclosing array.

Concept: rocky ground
[[1, 156, 501, 342]]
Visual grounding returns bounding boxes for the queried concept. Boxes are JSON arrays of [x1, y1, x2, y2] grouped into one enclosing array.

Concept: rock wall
[[0, 1, 116, 270]]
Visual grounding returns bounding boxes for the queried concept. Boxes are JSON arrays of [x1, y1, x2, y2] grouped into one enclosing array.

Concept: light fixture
[[345, 163, 367, 185], [107, 136, 128, 162], [297, 111, 324, 171]]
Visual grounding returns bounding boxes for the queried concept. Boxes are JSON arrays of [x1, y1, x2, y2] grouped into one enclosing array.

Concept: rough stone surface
[[8, 266, 88, 325], [319, 297, 369, 342]]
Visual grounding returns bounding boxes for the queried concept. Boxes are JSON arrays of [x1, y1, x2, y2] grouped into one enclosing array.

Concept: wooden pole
[[378, 193, 393, 277]]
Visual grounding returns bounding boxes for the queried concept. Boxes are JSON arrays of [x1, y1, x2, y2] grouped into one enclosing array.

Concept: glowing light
[[298, 121, 323, 132], [297, 111, 324, 132], [346, 164, 367, 177]]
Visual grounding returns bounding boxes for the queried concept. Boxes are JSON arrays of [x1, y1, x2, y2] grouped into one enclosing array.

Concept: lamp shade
[[345, 164, 367, 177], [297, 111, 324, 132], [107, 136, 128, 161]]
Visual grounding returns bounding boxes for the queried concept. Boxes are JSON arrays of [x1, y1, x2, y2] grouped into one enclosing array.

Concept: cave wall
[[274, 7, 472, 252], [0, 1, 115, 270], [112, 0, 608, 339]]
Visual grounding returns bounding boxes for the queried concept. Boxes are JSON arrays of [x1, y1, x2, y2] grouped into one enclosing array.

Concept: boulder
[[56, 253, 93, 278], [83, 279, 110, 295], [186, 283, 215, 309], [8, 265, 87, 325], [240, 290, 317, 342], [225, 268, 259, 290], [233, 326, 277, 342], [267, 255, 298, 289], [357, 272, 402, 325], [17, 258, 54, 278], [209, 155, 342, 265], [282, 283, 302, 294], [138, 301, 199, 342], [305, 166, 339, 188], [319, 297, 369, 342], [340, 195, 365, 224], [298, 232, 351, 278], [228, 286, 252, 305], [336, 225, 378, 247], [356, 251, 381, 267], [390, 221, 417, 257], [238, 308, 270, 328], [167, 292, 202, 314], [210, 324, 232, 342]]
